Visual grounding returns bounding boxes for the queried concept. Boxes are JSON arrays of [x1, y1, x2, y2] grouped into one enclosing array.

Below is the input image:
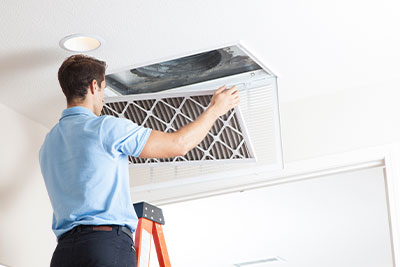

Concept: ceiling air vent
[[102, 43, 283, 189]]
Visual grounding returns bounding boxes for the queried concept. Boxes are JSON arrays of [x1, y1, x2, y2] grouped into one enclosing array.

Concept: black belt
[[74, 225, 133, 241]]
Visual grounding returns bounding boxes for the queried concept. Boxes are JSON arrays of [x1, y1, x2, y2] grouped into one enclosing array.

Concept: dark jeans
[[50, 225, 136, 267]]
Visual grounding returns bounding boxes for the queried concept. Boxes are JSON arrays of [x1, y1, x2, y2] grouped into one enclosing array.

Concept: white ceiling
[[1, 0, 399, 129]]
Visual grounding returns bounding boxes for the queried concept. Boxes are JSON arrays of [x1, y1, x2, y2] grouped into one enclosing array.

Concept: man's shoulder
[[97, 114, 132, 128], [43, 122, 60, 140], [96, 115, 140, 137]]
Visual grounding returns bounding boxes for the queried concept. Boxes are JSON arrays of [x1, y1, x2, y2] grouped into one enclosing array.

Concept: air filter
[[102, 90, 255, 165]]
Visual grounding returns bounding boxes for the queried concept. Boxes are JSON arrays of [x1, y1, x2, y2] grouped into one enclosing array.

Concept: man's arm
[[139, 85, 240, 158]]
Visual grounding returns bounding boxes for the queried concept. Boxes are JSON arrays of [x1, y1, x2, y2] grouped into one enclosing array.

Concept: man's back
[[40, 106, 151, 238]]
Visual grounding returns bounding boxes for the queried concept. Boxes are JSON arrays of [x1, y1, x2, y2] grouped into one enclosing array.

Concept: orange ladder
[[133, 202, 171, 267]]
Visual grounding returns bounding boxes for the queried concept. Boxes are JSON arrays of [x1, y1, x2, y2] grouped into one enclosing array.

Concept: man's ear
[[88, 80, 98, 95]]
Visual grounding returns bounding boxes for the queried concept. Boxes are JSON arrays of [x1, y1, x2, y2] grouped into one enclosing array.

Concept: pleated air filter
[[102, 43, 283, 187], [101, 91, 255, 165]]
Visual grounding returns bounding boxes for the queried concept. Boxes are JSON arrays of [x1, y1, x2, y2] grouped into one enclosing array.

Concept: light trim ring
[[59, 34, 104, 52]]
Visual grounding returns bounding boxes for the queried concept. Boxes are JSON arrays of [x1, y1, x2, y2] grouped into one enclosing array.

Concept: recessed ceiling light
[[59, 34, 103, 52]]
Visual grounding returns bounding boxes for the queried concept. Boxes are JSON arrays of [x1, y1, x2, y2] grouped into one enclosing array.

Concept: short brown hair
[[58, 55, 106, 104]]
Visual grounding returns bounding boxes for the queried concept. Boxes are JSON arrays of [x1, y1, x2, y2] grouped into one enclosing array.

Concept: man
[[39, 54, 239, 267]]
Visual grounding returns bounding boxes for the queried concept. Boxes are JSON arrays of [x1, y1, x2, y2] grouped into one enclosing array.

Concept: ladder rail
[[134, 202, 171, 267]]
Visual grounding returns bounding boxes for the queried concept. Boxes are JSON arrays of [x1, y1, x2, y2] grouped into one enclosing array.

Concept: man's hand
[[139, 85, 241, 158], [208, 85, 240, 117]]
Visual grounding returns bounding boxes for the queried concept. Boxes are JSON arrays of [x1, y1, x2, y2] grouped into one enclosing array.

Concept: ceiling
[[1, 0, 399, 129]]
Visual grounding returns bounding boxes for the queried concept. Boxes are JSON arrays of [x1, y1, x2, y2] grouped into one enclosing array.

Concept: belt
[[75, 225, 133, 241]]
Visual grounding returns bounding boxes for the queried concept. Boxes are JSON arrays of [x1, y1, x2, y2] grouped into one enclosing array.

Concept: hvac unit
[[102, 42, 283, 196]]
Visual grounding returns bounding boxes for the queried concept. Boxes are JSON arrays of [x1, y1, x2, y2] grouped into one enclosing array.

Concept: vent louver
[[101, 91, 255, 166]]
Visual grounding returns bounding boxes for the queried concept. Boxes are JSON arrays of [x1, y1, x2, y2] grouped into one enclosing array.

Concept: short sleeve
[[101, 116, 152, 157]]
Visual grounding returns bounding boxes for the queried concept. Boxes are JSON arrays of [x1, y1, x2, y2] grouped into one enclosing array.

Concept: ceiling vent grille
[[101, 91, 255, 165]]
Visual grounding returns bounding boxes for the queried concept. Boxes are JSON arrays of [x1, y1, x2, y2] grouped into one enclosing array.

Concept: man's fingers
[[233, 91, 240, 102], [231, 96, 240, 105], [215, 85, 227, 95], [231, 89, 239, 96], [228, 86, 237, 94]]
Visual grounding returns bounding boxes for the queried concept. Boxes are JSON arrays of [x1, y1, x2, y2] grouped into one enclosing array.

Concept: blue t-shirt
[[39, 106, 152, 239]]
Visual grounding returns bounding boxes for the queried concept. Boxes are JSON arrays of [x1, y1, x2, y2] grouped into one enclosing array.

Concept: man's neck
[[67, 102, 95, 114]]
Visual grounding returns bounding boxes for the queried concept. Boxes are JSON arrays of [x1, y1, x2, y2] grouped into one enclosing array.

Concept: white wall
[[158, 167, 393, 267], [0, 103, 55, 267]]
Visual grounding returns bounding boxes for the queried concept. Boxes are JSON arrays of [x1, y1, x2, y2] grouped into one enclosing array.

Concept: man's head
[[58, 55, 107, 115]]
